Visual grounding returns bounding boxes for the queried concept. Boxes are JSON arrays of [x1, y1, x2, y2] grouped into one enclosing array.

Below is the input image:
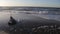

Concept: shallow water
[[32, 14, 60, 21]]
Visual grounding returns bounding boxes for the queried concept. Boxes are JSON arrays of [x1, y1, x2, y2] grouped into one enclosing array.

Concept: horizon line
[[0, 6, 60, 8]]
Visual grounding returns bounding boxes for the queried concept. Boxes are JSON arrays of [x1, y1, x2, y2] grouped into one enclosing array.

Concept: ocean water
[[0, 7, 60, 34]]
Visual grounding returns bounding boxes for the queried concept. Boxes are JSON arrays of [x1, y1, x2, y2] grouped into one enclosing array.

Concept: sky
[[0, 0, 60, 7]]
